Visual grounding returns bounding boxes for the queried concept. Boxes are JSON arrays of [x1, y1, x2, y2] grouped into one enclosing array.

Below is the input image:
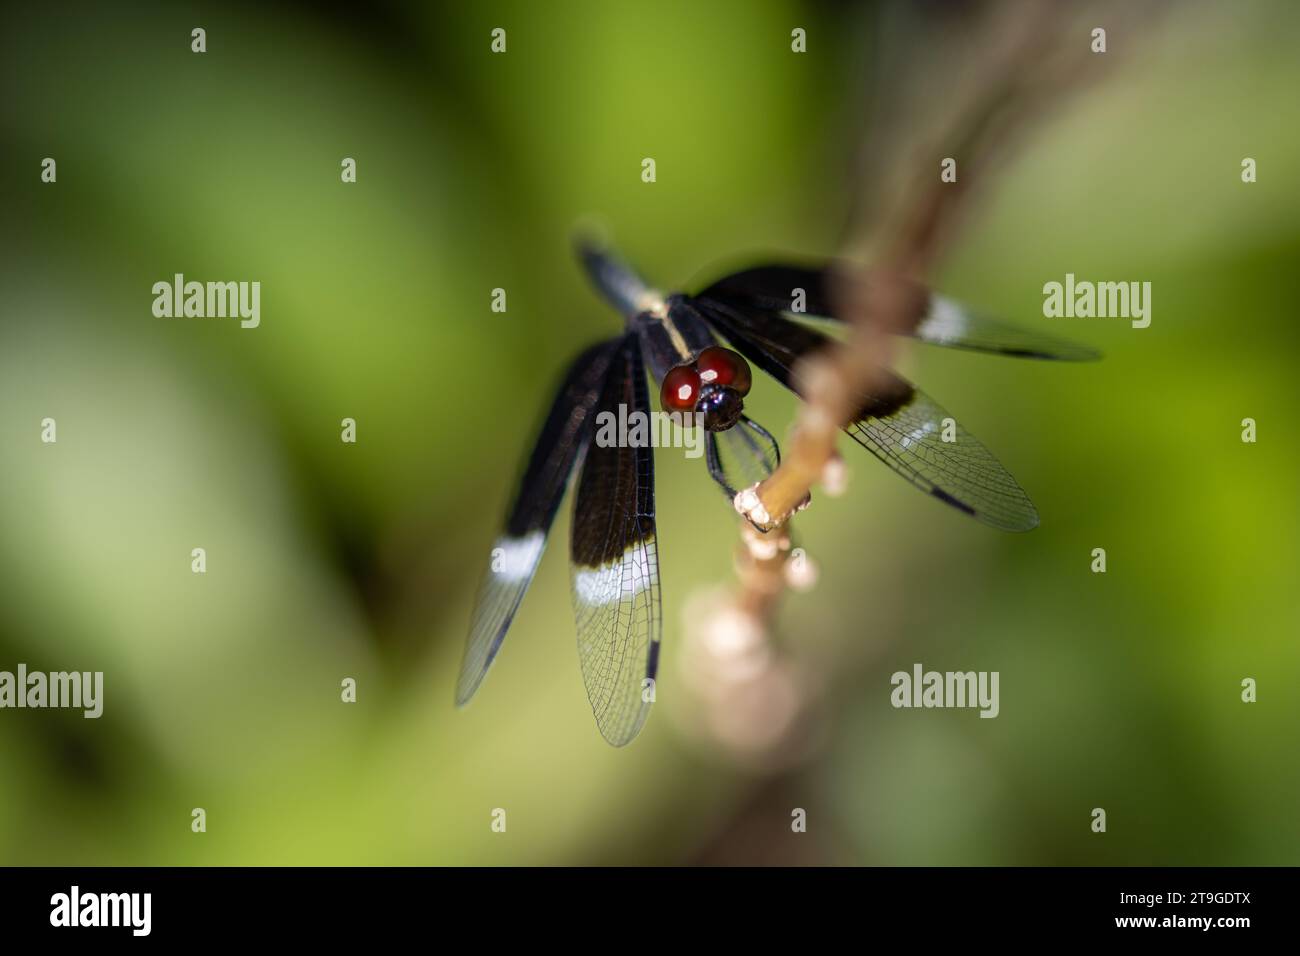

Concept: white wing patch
[[573, 541, 658, 611], [492, 531, 545, 582], [916, 294, 968, 345]]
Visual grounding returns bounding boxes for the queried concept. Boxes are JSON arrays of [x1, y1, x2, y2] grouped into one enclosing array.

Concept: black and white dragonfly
[[458, 241, 1098, 745]]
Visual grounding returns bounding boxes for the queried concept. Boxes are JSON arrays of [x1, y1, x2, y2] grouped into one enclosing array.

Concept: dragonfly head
[[659, 346, 753, 432]]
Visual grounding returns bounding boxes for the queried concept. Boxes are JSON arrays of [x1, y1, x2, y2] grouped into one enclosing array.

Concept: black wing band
[[456, 339, 620, 707]]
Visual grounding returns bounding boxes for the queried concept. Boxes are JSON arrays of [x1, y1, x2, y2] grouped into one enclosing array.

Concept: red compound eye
[[660, 364, 702, 412], [695, 346, 752, 396]]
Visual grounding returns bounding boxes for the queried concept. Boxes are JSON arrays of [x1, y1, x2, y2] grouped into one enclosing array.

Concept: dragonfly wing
[[843, 373, 1039, 532], [570, 333, 661, 746], [696, 298, 1038, 531], [699, 262, 1099, 361], [456, 339, 621, 706], [705, 416, 781, 500]]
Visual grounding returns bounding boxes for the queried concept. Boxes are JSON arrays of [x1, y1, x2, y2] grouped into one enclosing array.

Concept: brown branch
[[737, 1, 1113, 533], [687, 0, 1163, 760]]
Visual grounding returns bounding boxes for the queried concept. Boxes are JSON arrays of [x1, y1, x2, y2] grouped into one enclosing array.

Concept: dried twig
[[687, 1, 1141, 758], [742, 3, 1107, 532]]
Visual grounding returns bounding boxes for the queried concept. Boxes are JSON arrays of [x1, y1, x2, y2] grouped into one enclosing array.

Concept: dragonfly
[[457, 240, 1099, 746]]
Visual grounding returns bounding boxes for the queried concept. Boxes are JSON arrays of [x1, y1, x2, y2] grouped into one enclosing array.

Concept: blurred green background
[[1, 0, 1297, 865]]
